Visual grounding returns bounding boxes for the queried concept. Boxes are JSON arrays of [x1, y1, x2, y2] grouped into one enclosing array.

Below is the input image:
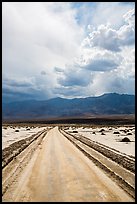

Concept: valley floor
[[2, 125, 135, 202]]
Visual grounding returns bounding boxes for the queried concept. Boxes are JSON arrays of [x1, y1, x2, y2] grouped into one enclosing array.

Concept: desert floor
[[2, 124, 135, 202], [65, 125, 135, 157]]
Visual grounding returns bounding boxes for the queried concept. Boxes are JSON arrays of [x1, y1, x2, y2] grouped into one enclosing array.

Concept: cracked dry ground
[[2, 127, 134, 202]]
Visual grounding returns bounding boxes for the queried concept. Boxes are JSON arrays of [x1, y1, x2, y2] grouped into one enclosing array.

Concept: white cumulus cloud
[[82, 8, 135, 52]]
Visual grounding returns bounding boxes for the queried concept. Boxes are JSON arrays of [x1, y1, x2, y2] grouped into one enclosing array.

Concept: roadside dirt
[[2, 127, 134, 202]]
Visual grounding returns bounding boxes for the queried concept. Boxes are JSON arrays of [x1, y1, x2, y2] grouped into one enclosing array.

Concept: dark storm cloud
[[84, 59, 118, 71], [57, 68, 92, 87]]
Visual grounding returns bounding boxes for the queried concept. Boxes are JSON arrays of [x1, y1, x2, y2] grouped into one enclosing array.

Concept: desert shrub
[[64, 127, 69, 130], [92, 131, 96, 134], [121, 137, 131, 142], [101, 132, 105, 135], [127, 132, 132, 135], [26, 128, 30, 131], [99, 129, 105, 132], [113, 131, 120, 134], [122, 129, 127, 133]]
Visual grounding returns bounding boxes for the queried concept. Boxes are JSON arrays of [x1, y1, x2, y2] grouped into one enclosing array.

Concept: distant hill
[[2, 93, 135, 120]]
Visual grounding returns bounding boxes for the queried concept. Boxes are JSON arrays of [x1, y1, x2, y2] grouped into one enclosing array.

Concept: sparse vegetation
[[127, 132, 132, 135], [92, 131, 96, 134], [113, 131, 120, 134], [101, 132, 106, 135], [99, 128, 105, 132], [26, 128, 30, 131]]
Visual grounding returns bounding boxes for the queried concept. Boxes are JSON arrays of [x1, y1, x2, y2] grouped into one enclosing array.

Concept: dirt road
[[2, 127, 134, 202]]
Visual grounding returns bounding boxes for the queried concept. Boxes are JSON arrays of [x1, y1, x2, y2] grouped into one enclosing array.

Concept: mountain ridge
[[2, 93, 135, 120]]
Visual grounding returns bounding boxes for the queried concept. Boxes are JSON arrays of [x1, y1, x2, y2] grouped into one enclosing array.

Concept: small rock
[[121, 137, 131, 142]]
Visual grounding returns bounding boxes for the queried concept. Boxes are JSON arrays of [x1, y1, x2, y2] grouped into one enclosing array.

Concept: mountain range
[[2, 93, 135, 120]]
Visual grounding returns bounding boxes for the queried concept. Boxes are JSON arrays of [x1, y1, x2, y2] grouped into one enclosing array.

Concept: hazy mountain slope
[[2, 93, 135, 120]]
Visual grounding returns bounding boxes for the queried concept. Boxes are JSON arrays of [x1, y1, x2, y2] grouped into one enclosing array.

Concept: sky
[[2, 2, 135, 102]]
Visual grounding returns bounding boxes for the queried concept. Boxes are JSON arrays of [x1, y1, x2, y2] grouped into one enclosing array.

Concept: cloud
[[56, 45, 123, 87], [41, 71, 47, 75], [84, 24, 121, 52], [123, 8, 135, 25], [82, 8, 135, 52], [86, 2, 134, 29], [56, 53, 119, 88], [2, 2, 84, 79], [58, 67, 92, 87], [87, 70, 135, 96], [2, 75, 53, 102], [53, 86, 87, 99], [2, 2, 135, 101], [54, 67, 64, 73], [119, 47, 135, 77], [54, 69, 135, 98], [72, 2, 134, 32], [85, 59, 118, 71]]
